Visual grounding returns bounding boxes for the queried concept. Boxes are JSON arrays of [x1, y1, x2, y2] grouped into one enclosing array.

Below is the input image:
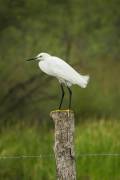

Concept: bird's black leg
[[59, 84, 65, 109], [67, 86, 72, 109]]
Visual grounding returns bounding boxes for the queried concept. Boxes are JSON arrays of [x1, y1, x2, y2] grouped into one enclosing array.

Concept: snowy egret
[[27, 52, 90, 109]]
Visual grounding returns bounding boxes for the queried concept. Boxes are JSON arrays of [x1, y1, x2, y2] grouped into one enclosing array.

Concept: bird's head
[[27, 52, 51, 62]]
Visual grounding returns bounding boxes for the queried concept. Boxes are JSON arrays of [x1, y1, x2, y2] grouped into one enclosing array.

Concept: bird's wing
[[48, 56, 89, 88], [48, 56, 81, 84]]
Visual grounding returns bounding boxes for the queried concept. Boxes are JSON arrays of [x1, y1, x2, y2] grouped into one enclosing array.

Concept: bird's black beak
[[26, 57, 37, 61]]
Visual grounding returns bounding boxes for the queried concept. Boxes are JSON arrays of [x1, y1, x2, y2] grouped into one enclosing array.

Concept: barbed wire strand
[[0, 153, 120, 159]]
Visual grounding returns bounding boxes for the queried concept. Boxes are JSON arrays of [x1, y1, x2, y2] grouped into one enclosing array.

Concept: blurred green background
[[0, 0, 120, 179]]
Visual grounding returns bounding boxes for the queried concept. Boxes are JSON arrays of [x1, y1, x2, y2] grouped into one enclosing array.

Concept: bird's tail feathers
[[77, 75, 90, 88]]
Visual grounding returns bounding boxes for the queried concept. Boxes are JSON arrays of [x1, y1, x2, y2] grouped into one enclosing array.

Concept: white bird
[[27, 52, 90, 109]]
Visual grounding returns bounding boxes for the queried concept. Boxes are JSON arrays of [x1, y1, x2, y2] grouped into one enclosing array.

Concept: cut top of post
[[50, 110, 74, 120]]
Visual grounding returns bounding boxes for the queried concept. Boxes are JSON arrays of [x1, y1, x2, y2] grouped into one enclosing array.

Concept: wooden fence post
[[50, 110, 76, 180]]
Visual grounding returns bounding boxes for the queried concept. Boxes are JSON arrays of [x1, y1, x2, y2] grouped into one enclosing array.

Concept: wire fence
[[0, 153, 120, 159]]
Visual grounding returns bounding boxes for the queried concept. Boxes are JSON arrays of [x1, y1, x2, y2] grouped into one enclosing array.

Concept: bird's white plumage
[[37, 53, 89, 88]]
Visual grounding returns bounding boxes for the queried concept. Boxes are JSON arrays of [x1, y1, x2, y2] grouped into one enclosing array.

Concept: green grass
[[0, 119, 120, 179], [75, 119, 120, 179]]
